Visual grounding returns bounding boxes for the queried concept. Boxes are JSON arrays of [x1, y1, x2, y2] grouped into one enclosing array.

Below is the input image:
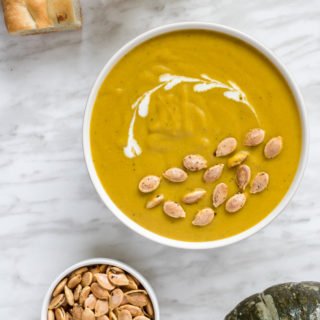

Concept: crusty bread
[[2, 0, 82, 35]]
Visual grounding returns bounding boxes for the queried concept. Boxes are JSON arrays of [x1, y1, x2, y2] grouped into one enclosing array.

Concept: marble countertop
[[1, 0, 320, 319]]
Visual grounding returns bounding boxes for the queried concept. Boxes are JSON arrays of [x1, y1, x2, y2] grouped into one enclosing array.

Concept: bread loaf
[[2, 0, 82, 35]]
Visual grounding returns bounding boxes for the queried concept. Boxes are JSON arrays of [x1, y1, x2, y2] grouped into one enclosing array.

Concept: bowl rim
[[40, 257, 160, 319], [83, 22, 309, 250]]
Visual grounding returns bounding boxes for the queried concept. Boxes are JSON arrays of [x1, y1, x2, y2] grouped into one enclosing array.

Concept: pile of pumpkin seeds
[[48, 264, 154, 320], [138, 128, 283, 227]]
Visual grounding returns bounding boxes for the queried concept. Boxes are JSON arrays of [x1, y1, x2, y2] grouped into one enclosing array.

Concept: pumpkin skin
[[225, 282, 320, 319]]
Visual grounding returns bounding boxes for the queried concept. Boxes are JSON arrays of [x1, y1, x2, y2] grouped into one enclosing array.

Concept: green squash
[[225, 282, 320, 319]]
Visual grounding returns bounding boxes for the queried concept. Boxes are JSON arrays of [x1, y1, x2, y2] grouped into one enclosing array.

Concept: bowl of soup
[[83, 22, 308, 249]]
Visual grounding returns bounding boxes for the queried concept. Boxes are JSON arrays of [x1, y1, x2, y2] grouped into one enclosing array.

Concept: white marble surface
[[1, 0, 320, 319]]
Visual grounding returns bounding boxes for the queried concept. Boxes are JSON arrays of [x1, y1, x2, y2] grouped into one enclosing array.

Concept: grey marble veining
[[1, 0, 320, 319]]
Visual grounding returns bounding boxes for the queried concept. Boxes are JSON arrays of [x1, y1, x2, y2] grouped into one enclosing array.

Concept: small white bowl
[[83, 22, 309, 250], [41, 258, 160, 320]]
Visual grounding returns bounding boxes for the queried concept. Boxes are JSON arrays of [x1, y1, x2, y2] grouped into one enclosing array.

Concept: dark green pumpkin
[[225, 282, 320, 320]]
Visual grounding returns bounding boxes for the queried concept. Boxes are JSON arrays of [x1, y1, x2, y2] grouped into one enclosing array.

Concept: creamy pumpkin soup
[[90, 30, 301, 242]]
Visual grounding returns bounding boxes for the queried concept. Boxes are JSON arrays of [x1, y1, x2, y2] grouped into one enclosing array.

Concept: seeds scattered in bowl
[[137, 129, 281, 227], [48, 265, 154, 320]]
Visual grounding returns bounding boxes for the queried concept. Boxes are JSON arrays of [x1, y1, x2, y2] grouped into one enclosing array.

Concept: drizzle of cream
[[123, 73, 259, 158], [123, 109, 141, 158], [135, 84, 164, 118]]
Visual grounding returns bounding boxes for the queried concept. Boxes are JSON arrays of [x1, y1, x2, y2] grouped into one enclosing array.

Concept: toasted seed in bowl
[[138, 175, 161, 193], [192, 208, 215, 227], [47, 264, 156, 320], [250, 172, 269, 194], [182, 188, 206, 204], [212, 183, 228, 208], [215, 137, 237, 157], [225, 193, 247, 213], [146, 194, 164, 209], [183, 154, 207, 171], [163, 201, 186, 218], [227, 151, 249, 168], [236, 164, 251, 191], [244, 128, 265, 146], [264, 136, 283, 159], [163, 167, 188, 182], [203, 164, 224, 183]]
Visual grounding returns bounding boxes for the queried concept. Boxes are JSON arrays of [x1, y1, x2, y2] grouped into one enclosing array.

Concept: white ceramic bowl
[[83, 22, 308, 250], [41, 258, 160, 320]]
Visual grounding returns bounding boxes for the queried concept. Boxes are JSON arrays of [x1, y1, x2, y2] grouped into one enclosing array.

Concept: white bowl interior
[[83, 22, 308, 250], [41, 258, 160, 320]]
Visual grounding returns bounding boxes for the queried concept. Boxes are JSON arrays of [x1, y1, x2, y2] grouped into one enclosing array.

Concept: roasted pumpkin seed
[[82, 308, 95, 320], [91, 283, 110, 300], [84, 294, 97, 309], [81, 272, 93, 287], [244, 128, 265, 146], [146, 194, 164, 209], [192, 208, 215, 227], [73, 284, 82, 302], [79, 286, 91, 305], [53, 278, 68, 297], [227, 151, 249, 168], [72, 304, 83, 320], [236, 164, 251, 191], [96, 316, 109, 320], [183, 154, 207, 171], [125, 290, 148, 308], [215, 137, 237, 157], [71, 267, 88, 277], [48, 310, 55, 320], [108, 270, 129, 287], [203, 164, 224, 183], [163, 167, 188, 182], [64, 285, 74, 306], [118, 310, 133, 320], [95, 299, 109, 317], [118, 305, 144, 317], [225, 193, 247, 213], [54, 307, 65, 320], [264, 136, 283, 159], [110, 288, 124, 310], [126, 275, 139, 290], [182, 188, 206, 204], [67, 274, 82, 289], [250, 172, 269, 194], [212, 183, 228, 208], [95, 273, 115, 291], [163, 201, 186, 218], [49, 293, 65, 310], [138, 175, 161, 193]]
